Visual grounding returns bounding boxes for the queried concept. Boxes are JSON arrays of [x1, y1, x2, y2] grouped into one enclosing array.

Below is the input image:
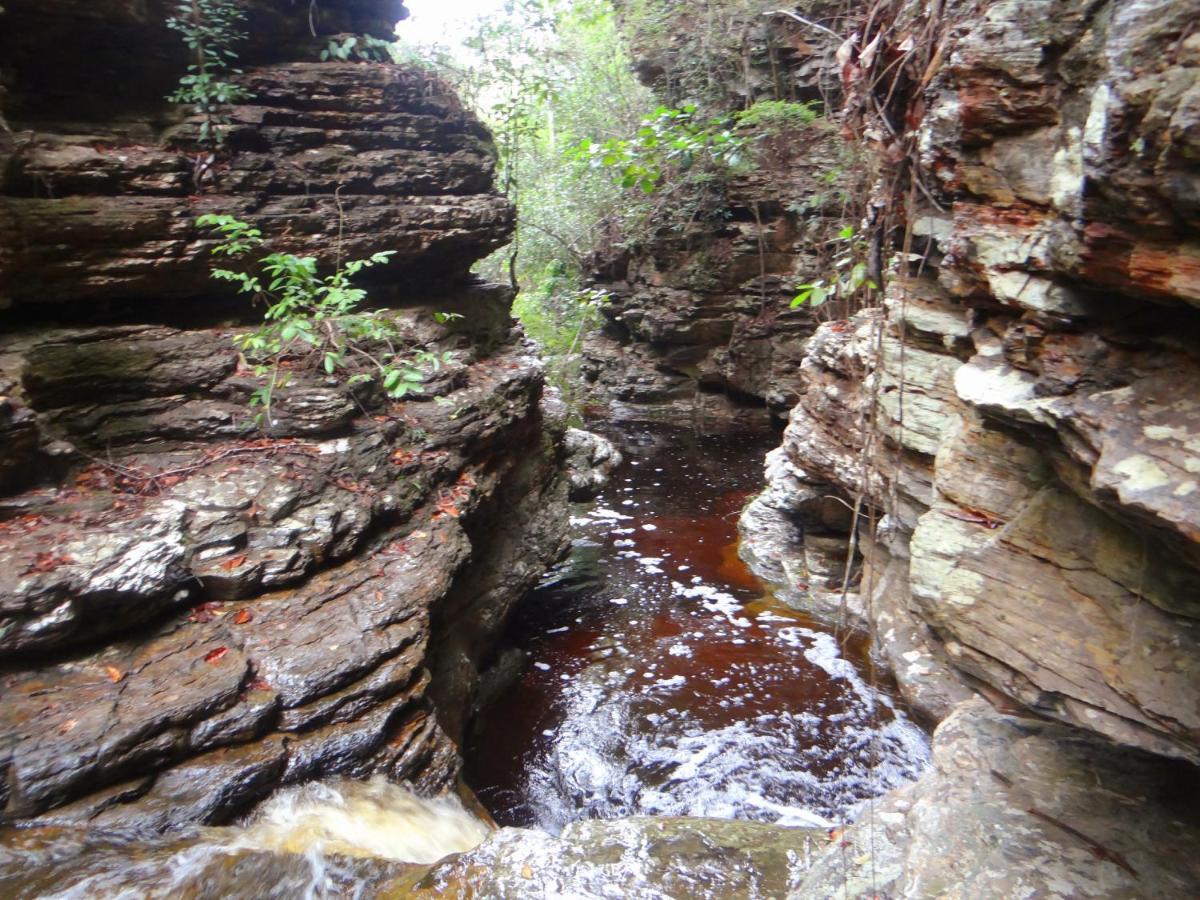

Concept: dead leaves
[[23, 551, 75, 575], [188, 602, 224, 624], [105, 665, 125, 684], [432, 474, 477, 521], [204, 647, 229, 664], [940, 507, 1003, 529], [233, 608, 254, 625], [435, 494, 462, 519]]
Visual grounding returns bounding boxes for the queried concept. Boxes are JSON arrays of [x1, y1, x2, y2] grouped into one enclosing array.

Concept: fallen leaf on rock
[[220, 553, 248, 571], [248, 677, 272, 691], [105, 666, 124, 683], [940, 507, 1002, 529], [521, 865, 534, 879], [233, 609, 253, 625], [24, 551, 75, 574], [204, 647, 229, 664], [188, 602, 223, 624]]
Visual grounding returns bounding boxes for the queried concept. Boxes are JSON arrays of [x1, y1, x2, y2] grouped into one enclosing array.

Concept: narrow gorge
[[1, 0, 1199, 897]]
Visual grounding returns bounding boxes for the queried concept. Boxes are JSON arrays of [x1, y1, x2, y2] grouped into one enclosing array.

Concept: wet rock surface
[[562, 427, 623, 501], [792, 698, 1200, 899], [405, 817, 830, 899], [0, 314, 570, 829], [0, 0, 570, 835]]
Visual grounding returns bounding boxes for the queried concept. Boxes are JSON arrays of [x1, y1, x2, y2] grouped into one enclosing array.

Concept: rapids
[[0, 419, 931, 898], [466, 420, 930, 832]]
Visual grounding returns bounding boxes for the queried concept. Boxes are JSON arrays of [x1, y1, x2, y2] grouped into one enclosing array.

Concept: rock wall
[[0, 0, 570, 830], [582, 1, 851, 417], [739, 0, 1200, 893]]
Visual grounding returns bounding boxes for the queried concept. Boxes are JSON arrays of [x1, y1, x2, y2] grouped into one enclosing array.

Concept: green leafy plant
[[320, 34, 397, 62], [166, 0, 252, 148], [733, 99, 822, 134], [198, 214, 450, 426], [791, 225, 877, 309], [568, 105, 750, 194]]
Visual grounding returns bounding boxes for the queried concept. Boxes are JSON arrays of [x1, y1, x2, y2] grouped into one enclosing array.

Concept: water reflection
[[466, 423, 929, 831]]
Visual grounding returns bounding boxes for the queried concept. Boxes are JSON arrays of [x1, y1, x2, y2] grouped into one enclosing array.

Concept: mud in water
[[465, 421, 930, 832]]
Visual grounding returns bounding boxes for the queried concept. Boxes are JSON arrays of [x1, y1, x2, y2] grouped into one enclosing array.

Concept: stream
[[465, 420, 930, 832], [0, 419, 931, 898]]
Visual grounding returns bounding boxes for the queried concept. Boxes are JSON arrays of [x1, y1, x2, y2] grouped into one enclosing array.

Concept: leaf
[[940, 508, 1002, 529], [204, 647, 230, 664], [105, 665, 125, 683], [233, 609, 254, 625], [220, 553, 248, 571]]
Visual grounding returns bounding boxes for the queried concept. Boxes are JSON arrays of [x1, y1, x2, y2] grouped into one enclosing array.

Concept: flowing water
[[0, 419, 930, 897], [465, 420, 930, 832], [0, 779, 486, 898]]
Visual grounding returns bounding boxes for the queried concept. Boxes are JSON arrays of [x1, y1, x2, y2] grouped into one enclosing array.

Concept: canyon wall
[[593, 0, 1200, 894], [583, 1, 849, 417], [0, 0, 571, 830], [737, 0, 1200, 894]]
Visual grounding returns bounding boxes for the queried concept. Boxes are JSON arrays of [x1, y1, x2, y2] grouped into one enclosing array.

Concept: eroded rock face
[[0, 0, 570, 833], [0, 307, 570, 829], [734, 0, 1200, 891], [582, 7, 850, 418], [742, 0, 1200, 764], [0, 62, 510, 308]]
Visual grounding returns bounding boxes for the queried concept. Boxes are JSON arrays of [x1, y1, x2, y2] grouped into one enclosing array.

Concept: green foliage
[[513, 282, 610, 403], [734, 99, 822, 134], [791, 225, 877, 309], [568, 104, 750, 194], [166, 0, 252, 148], [320, 34, 398, 63], [399, 0, 656, 386], [197, 214, 448, 426]]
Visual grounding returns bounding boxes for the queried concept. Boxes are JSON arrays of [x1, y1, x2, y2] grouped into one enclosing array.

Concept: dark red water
[[465, 422, 928, 832]]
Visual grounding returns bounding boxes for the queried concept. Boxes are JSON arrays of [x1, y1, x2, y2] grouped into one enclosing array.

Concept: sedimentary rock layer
[[583, 3, 850, 415], [745, 0, 1200, 764], [0, 0, 569, 830]]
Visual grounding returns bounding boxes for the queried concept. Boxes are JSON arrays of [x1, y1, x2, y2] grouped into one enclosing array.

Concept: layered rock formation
[[0, 0, 570, 831], [736, 0, 1200, 892], [582, 2, 849, 417]]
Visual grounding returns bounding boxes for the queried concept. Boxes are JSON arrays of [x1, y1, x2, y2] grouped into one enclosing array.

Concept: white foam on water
[[591, 507, 634, 522], [230, 778, 490, 864]]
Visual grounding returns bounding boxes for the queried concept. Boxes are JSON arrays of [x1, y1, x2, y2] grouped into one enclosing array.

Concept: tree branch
[[763, 9, 845, 43]]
